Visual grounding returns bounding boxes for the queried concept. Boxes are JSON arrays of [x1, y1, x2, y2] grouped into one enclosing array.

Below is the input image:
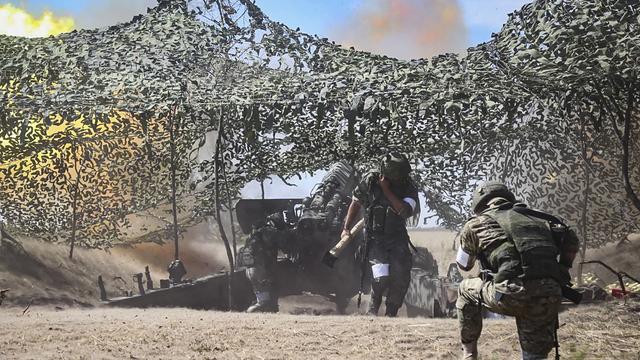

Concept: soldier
[[342, 152, 419, 317], [456, 181, 580, 360], [239, 211, 298, 313]]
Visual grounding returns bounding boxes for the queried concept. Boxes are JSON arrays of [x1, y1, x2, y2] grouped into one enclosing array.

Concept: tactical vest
[[367, 174, 411, 237], [481, 204, 568, 284]]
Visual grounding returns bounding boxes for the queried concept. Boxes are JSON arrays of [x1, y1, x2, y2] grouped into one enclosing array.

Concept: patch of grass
[[567, 348, 589, 360]]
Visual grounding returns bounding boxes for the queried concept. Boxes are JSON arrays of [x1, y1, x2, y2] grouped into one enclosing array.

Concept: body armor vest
[[481, 204, 567, 284], [367, 175, 410, 236]]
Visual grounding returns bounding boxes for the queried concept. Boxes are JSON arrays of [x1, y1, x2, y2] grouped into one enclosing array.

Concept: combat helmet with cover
[[471, 180, 515, 214], [379, 152, 411, 182], [266, 212, 288, 230]]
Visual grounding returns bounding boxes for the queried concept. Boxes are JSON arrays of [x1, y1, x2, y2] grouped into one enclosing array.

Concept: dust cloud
[[333, 0, 469, 60], [114, 219, 237, 280]]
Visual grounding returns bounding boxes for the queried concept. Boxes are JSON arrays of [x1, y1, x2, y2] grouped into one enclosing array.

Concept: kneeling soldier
[[456, 181, 579, 360]]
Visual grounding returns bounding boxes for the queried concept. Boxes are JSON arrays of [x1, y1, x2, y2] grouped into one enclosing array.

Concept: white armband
[[403, 197, 417, 211], [371, 263, 390, 279], [456, 246, 473, 269]]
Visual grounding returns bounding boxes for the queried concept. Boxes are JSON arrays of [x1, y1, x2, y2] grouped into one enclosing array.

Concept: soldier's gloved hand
[[341, 228, 351, 240], [379, 175, 392, 189]]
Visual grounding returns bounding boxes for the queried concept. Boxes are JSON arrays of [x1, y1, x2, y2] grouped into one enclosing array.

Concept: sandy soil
[[1, 302, 639, 360], [2, 229, 640, 359]]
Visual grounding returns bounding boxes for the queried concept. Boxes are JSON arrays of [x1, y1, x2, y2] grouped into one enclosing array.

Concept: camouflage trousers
[[456, 277, 562, 358], [368, 241, 413, 307]]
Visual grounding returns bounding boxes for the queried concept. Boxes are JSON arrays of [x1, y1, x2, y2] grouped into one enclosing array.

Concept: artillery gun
[[404, 248, 461, 318], [235, 160, 362, 313], [101, 161, 459, 317]]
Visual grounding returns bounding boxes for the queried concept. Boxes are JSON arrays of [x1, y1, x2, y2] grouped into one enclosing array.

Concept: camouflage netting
[[0, 0, 639, 257]]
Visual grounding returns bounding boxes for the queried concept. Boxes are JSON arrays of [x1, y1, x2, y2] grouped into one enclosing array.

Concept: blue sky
[[12, 0, 531, 49]]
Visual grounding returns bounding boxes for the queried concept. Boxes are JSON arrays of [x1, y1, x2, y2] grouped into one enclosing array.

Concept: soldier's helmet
[[380, 152, 411, 181], [266, 212, 287, 230], [471, 181, 515, 214]]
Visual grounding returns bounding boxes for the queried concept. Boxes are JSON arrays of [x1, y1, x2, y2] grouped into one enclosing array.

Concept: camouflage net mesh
[[0, 0, 639, 251]]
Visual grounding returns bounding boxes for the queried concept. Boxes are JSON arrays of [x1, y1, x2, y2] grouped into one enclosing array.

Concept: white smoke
[[77, 0, 157, 29]]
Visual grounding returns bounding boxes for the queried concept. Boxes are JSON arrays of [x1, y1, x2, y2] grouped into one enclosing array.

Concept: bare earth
[[1, 232, 640, 359], [1, 303, 639, 360]]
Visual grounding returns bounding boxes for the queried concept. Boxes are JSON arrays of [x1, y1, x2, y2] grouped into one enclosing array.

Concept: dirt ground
[[1, 302, 639, 360], [2, 229, 640, 359]]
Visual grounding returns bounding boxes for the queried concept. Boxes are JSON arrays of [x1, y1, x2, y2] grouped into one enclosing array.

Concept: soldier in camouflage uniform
[[456, 181, 580, 360], [239, 211, 298, 313], [342, 153, 419, 317]]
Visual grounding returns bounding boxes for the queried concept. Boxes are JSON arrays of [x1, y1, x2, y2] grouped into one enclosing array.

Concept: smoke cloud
[[114, 220, 232, 279], [75, 0, 156, 29], [333, 0, 468, 60]]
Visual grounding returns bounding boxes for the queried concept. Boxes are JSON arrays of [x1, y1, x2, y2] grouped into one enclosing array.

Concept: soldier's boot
[[461, 341, 478, 360], [367, 294, 382, 316], [521, 351, 548, 360], [246, 301, 278, 313], [246, 291, 278, 313], [384, 303, 400, 317], [367, 276, 389, 316]]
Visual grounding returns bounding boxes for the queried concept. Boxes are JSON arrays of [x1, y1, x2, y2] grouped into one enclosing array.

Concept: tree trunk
[[620, 84, 640, 211], [603, 82, 640, 211], [169, 108, 180, 260], [575, 117, 594, 286], [69, 143, 83, 259], [222, 162, 237, 260], [214, 112, 235, 310], [577, 160, 590, 286]]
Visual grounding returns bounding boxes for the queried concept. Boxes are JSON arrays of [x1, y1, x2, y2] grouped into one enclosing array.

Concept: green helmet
[[266, 212, 287, 230], [471, 181, 515, 214], [380, 152, 411, 181]]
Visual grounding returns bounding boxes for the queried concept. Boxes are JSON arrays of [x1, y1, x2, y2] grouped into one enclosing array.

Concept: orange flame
[[0, 3, 74, 37]]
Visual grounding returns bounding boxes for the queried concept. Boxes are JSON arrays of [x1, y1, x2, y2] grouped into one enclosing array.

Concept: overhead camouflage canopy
[[1, 0, 639, 265]]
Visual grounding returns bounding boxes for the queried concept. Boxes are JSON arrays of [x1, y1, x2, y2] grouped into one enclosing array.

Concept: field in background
[[408, 228, 457, 275]]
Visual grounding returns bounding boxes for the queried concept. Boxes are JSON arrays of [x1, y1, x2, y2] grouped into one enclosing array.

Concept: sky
[[5, 0, 530, 53], [256, 0, 531, 57]]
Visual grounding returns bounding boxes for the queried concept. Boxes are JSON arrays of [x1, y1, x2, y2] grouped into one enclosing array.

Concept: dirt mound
[[114, 221, 232, 279], [0, 234, 145, 307], [580, 233, 640, 287], [0, 218, 238, 307]]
